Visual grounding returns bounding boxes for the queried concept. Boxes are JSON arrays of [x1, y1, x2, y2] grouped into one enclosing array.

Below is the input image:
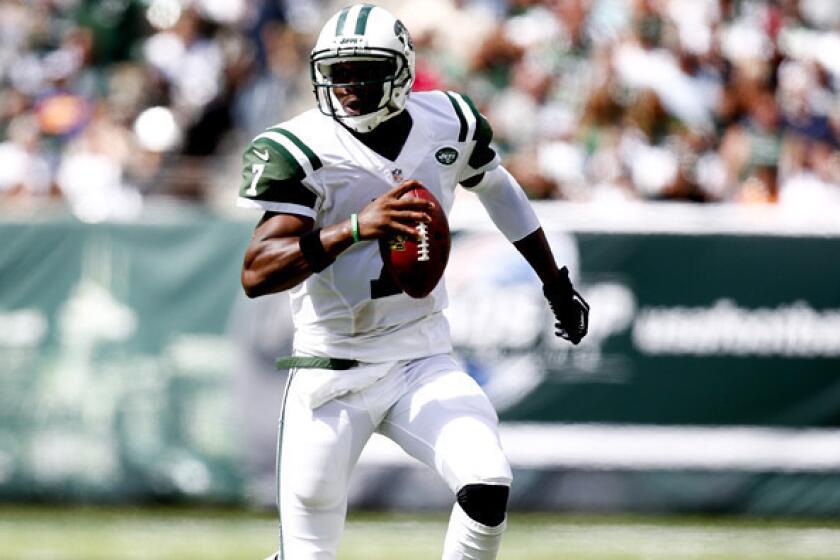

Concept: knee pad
[[456, 483, 510, 527]]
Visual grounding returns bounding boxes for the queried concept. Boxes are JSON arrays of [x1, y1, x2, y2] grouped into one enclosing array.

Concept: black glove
[[543, 267, 590, 345]]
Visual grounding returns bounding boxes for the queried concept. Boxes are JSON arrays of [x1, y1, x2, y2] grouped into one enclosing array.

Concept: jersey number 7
[[247, 163, 265, 196]]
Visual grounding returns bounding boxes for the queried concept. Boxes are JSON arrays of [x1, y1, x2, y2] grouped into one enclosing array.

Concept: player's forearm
[[242, 237, 311, 297], [241, 221, 355, 297], [512, 228, 563, 285]]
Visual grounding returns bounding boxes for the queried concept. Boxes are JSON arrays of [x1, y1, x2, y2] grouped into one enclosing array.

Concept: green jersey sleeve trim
[[444, 91, 468, 142], [269, 127, 323, 171], [460, 95, 492, 145], [449, 92, 497, 170], [255, 136, 305, 181], [255, 130, 322, 177], [239, 137, 318, 209], [236, 197, 317, 219]]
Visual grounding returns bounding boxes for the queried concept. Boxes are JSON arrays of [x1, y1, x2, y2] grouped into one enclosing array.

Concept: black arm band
[[299, 229, 335, 273]]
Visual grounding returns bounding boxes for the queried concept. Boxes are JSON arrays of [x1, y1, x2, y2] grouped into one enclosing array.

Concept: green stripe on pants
[[275, 370, 296, 560]]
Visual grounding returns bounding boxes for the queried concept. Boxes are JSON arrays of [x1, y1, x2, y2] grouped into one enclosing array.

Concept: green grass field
[[2, 506, 840, 559]]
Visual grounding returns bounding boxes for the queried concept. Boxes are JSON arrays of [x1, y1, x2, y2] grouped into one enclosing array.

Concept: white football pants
[[274, 353, 512, 560]]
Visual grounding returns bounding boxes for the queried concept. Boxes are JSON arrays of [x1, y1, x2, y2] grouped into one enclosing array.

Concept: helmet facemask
[[310, 6, 415, 133], [312, 50, 411, 133]]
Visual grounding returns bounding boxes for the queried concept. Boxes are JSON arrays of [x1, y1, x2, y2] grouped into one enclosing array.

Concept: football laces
[[416, 222, 430, 261]]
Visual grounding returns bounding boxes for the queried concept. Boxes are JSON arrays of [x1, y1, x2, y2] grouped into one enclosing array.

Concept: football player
[[238, 5, 589, 560]]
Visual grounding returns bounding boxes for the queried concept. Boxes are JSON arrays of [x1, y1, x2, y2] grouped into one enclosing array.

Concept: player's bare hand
[[357, 180, 435, 240]]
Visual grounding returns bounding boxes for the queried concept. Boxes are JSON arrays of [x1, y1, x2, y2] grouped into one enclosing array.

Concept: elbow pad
[[467, 167, 540, 242]]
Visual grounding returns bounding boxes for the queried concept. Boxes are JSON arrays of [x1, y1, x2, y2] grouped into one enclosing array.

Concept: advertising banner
[[0, 218, 248, 501], [446, 231, 840, 427], [2, 211, 839, 513]]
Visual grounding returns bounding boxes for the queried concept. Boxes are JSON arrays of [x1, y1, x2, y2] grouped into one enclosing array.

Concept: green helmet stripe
[[271, 127, 323, 171], [335, 7, 350, 36], [444, 92, 468, 142], [355, 5, 374, 35]]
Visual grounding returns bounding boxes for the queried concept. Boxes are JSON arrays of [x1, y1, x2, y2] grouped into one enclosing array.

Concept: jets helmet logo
[[394, 20, 413, 50]]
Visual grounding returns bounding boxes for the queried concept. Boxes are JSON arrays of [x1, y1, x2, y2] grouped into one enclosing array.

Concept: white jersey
[[238, 91, 499, 362]]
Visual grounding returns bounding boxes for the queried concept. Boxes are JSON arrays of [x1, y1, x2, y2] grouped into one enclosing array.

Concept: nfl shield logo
[[390, 168, 404, 183]]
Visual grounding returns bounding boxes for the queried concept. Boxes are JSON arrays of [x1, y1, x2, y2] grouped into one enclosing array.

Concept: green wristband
[[350, 213, 361, 243]]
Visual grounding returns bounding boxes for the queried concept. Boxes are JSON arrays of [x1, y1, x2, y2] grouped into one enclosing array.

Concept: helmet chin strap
[[341, 106, 396, 133], [330, 82, 400, 133]]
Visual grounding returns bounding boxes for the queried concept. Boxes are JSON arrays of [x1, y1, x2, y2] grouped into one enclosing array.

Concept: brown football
[[379, 185, 451, 298]]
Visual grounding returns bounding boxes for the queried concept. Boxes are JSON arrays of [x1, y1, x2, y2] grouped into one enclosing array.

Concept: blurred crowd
[[2, 0, 840, 221]]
